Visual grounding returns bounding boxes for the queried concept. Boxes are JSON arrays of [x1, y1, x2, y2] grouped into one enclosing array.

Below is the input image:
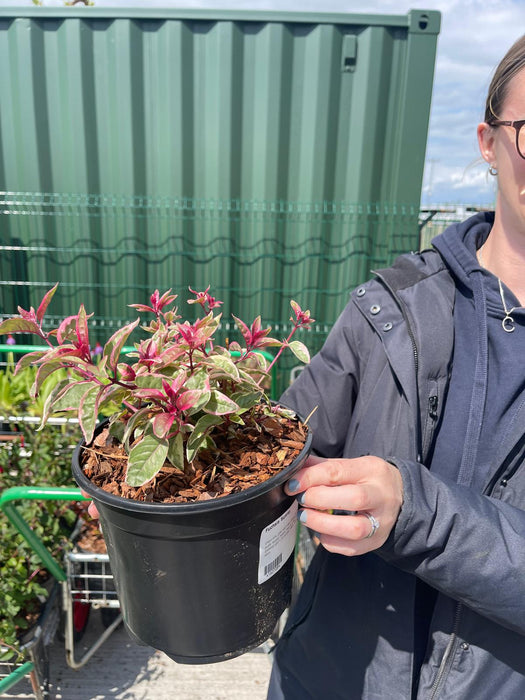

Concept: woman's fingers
[[286, 455, 403, 555], [286, 456, 380, 495], [297, 483, 373, 512], [88, 501, 100, 519], [80, 489, 100, 519], [299, 508, 375, 540]]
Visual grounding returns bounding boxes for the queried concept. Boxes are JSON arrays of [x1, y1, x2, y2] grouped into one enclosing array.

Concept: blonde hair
[[485, 35, 525, 122]]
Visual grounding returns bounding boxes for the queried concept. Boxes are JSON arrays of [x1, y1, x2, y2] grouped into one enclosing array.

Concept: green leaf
[[187, 414, 222, 450], [122, 407, 152, 450], [287, 340, 310, 364], [135, 373, 165, 390], [15, 350, 46, 372], [205, 354, 240, 379], [126, 432, 169, 487], [32, 361, 67, 399], [186, 432, 207, 463], [37, 378, 72, 427], [204, 390, 239, 415], [229, 414, 245, 425], [0, 318, 42, 336], [79, 384, 103, 445], [230, 390, 263, 410], [97, 385, 130, 416], [49, 380, 93, 415], [237, 369, 262, 389], [167, 431, 185, 470], [184, 367, 208, 391], [109, 415, 126, 442]]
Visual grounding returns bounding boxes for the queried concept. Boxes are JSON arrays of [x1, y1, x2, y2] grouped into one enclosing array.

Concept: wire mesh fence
[[0, 191, 424, 396]]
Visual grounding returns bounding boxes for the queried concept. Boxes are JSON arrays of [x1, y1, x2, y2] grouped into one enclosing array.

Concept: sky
[[5, 0, 525, 206]]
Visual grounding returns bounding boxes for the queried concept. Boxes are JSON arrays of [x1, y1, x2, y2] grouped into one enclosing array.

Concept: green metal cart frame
[[0, 486, 123, 697]]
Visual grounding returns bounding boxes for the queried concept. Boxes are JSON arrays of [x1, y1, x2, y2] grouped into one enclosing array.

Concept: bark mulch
[[81, 408, 308, 504]]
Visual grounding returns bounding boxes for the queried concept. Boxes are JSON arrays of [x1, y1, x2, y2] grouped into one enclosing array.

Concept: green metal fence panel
[[0, 8, 439, 204], [0, 7, 440, 393]]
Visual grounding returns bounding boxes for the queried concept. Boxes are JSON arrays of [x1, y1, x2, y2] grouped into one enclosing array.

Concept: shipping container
[[0, 6, 440, 391]]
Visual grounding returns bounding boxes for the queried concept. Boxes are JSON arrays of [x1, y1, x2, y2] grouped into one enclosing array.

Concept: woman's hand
[[80, 489, 100, 519], [286, 455, 404, 556]]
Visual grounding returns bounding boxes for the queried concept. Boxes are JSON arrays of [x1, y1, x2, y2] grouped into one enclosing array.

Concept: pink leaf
[[153, 412, 176, 439], [128, 303, 155, 313], [134, 387, 166, 402], [36, 283, 59, 324], [157, 289, 177, 310], [232, 315, 252, 345], [75, 306, 91, 351], [57, 316, 78, 345], [158, 345, 186, 365], [176, 389, 205, 412], [105, 318, 140, 371]]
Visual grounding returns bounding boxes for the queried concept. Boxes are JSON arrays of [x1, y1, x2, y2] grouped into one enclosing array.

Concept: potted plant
[[0, 285, 314, 663]]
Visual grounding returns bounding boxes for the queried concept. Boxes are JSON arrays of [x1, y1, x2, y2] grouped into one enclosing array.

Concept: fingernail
[[299, 509, 308, 523], [288, 478, 301, 493], [297, 492, 306, 505]]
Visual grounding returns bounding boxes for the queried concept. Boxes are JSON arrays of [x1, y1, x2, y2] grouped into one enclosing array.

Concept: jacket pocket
[[489, 434, 525, 507]]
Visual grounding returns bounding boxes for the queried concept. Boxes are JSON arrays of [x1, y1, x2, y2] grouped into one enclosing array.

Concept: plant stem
[[261, 322, 300, 382]]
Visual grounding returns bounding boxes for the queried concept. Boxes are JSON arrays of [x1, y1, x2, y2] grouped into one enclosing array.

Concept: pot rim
[[73, 411, 312, 515]]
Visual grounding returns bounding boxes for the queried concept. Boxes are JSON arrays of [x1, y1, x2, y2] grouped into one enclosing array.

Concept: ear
[[477, 122, 496, 166]]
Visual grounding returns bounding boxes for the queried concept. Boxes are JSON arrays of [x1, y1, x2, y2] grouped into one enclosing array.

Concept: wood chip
[[81, 406, 308, 504]]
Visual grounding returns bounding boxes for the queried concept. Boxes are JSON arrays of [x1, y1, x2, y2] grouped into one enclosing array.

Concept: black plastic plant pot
[[72, 422, 312, 664]]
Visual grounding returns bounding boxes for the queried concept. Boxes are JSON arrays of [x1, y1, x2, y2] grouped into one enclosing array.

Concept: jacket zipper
[[375, 269, 462, 700], [421, 393, 439, 463], [428, 604, 462, 700]]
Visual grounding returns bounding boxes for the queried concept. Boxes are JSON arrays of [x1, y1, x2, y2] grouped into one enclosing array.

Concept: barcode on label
[[258, 501, 297, 584], [264, 553, 283, 578]]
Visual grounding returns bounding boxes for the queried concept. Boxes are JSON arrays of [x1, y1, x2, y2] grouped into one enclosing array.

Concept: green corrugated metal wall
[[0, 7, 440, 392]]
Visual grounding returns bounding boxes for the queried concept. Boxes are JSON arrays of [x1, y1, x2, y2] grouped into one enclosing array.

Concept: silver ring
[[364, 512, 380, 539]]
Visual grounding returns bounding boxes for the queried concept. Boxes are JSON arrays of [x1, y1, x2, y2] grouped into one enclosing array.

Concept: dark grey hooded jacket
[[271, 213, 525, 699]]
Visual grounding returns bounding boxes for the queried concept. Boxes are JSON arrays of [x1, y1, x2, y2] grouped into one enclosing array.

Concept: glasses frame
[[489, 119, 525, 160]]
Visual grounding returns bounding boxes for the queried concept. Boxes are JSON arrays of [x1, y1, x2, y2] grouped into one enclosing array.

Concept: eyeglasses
[[490, 119, 525, 159]]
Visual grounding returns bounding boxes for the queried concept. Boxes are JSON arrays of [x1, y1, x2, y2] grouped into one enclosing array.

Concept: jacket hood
[[431, 211, 494, 285]]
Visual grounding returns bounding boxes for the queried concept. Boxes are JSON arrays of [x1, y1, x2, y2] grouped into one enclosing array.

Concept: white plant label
[[258, 500, 298, 584]]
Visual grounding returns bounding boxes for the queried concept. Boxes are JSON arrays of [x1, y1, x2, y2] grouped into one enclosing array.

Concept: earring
[[488, 165, 498, 176]]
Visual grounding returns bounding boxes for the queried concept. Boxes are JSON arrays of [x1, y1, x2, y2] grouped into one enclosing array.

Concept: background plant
[[0, 359, 82, 660], [0, 286, 314, 487]]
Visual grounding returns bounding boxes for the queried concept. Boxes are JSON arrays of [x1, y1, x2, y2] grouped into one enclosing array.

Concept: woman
[[268, 35, 525, 699]]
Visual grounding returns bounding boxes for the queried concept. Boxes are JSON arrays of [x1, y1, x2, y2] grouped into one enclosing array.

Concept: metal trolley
[[0, 583, 60, 700], [0, 486, 122, 697], [63, 549, 122, 669]]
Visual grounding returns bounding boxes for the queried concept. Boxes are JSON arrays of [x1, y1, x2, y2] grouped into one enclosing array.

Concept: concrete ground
[[4, 613, 274, 700]]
